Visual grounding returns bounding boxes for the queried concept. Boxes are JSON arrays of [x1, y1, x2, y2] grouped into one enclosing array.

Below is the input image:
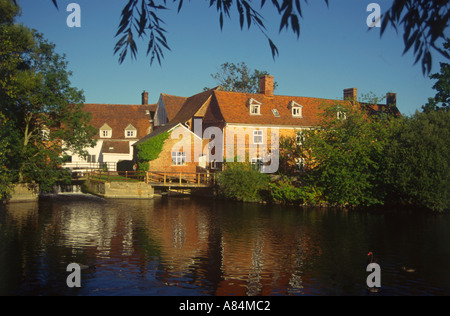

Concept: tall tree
[[206, 62, 277, 93], [0, 0, 97, 194], [422, 39, 450, 113], [383, 109, 450, 212]]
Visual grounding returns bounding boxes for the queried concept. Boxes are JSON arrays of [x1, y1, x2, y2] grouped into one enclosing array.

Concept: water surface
[[1, 195, 449, 296]]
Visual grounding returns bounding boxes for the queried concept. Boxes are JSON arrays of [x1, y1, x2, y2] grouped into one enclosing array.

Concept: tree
[[205, 62, 278, 93], [0, 112, 14, 199], [0, 0, 97, 193], [384, 109, 450, 212], [24, 0, 449, 75], [302, 97, 395, 207], [422, 39, 450, 113]]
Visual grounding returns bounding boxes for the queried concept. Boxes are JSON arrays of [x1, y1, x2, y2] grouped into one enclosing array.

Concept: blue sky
[[16, 0, 449, 115]]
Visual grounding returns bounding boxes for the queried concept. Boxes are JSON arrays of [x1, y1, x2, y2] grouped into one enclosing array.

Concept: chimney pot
[[259, 75, 274, 97], [142, 90, 149, 105], [386, 92, 397, 106], [344, 88, 357, 102]]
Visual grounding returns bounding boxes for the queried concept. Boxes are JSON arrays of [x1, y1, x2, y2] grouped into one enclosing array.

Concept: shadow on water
[[0, 196, 449, 296]]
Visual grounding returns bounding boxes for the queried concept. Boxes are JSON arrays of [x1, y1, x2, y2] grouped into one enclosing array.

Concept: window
[[248, 98, 262, 115], [41, 129, 50, 140], [101, 131, 111, 138], [272, 109, 280, 117], [296, 132, 305, 145], [211, 159, 218, 170], [251, 158, 264, 172], [292, 106, 302, 117], [337, 111, 347, 120], [126, 130, 136, 138], [253, 130, 263, 144], [172, 152, 186, 166], [290, 101, 303, 118], [295, 158, 305, 172], [250, 104, 260, 115], [100, 123, 112, 138], [87, 155, 96, 163], [125, 124, 137, 138]]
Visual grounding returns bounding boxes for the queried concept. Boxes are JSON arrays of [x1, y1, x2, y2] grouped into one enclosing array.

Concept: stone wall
[[8, 184, 39, 203], [85, 180, 154, 199]]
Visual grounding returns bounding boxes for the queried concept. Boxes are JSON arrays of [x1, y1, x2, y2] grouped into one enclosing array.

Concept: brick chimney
[[386, 92, 397, 107], [343, 88, 357, 102], [142, 90, 149, 105], [259, 75, 274, 97]]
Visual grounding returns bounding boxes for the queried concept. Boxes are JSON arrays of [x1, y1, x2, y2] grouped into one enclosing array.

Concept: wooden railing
[[87, 171, 216, 187]]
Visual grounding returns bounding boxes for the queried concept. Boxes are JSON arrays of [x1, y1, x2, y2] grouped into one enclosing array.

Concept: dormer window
[[248, 98, 262, 115], [289, 101, 303, 118], [125, 124, 137, 138], [100, 123, 112, 138]]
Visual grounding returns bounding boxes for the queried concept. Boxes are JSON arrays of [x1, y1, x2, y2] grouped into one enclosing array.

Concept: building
[[134, 76, 399, 174], [65, 91, 156, 172]]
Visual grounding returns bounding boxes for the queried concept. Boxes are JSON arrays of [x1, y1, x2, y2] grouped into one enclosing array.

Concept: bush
[[136, 131, 169, 171], [216, 162, 270, 202], [268, 177, 324, 206]]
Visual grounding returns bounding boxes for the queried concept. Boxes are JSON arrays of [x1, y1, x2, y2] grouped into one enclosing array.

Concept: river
[[1, 194, 449, 296]]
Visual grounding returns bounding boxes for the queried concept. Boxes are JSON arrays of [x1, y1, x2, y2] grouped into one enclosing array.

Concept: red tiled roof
[[206, 90, 400, 127], [83, 103, 156, 139], [208, 90, 342, 127], [169, 87, 219, 124], [160, 94, 188, 122]]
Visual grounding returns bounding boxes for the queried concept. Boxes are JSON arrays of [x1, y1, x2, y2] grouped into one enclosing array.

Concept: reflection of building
[[7, 198, 322, 295]]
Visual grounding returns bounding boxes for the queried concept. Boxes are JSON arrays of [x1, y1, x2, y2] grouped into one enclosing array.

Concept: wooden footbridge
[[86, 170, 216, 188]]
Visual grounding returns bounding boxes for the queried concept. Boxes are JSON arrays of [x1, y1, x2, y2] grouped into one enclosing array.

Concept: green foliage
[[136, 131, 169, 171], [205, 62, 278, 93], [0, 1, 97, 193], [302, 101, 393, 207], [422, 39, 450, 113], [0, 112, 14, 199], [384, 109, 450, 212], [268, 177, 323, 206], [41, 0, 448, 73], [217, 162, 270, 202]]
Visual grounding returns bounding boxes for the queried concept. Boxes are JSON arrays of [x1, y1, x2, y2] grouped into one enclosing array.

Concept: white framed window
[[250, 104, 260, 115], [101, 130, 111, 138], [172, 152, 186, 166], [290, 101, 303, 118], [292, 107, 302, 117], [126, 130, 136, 138], [211, 159, 218, 170], [249, 98, 262, 115], [253, 130, 263, 144]]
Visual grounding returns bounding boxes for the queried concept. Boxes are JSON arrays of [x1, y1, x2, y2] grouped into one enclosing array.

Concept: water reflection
[[1, 195, 449, 296]]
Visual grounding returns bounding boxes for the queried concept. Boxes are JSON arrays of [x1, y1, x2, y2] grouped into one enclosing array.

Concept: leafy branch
[[17, 0, 449, 74]]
